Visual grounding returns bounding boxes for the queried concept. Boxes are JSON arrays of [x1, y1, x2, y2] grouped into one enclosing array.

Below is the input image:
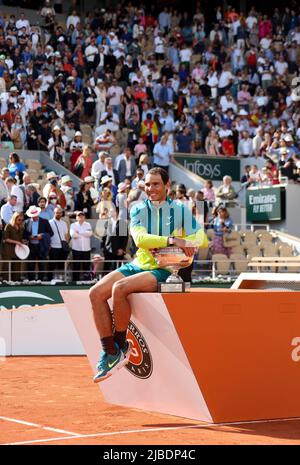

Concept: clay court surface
[[1, 356, 300, 445]]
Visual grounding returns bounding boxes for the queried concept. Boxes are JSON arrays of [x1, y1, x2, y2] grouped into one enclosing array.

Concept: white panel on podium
[[0, 310, 12, 356], [12, 305, 85, 355], [61, 290, 212, 422]]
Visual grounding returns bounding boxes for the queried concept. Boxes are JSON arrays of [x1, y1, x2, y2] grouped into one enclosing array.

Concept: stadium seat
[[278, 243, 294, 257], [230, 245, 245, 255], [230, 253, 249, 274], [278, 244, 295, 271], [212, 254, 230, 275], [245, 245, 262, 257], [205, 229, 215, 240], [263, 244, 279, 257], [256, 230, 273, 243], [26, 159, 42, 171], [0, 158, 7, 168], [241, 231, 257, 244]]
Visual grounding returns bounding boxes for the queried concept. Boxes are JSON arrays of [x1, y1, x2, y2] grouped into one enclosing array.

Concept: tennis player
[[89, 167, 208, 382]]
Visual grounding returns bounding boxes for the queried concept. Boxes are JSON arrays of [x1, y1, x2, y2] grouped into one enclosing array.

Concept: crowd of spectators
[[0, 2, 300, 280]]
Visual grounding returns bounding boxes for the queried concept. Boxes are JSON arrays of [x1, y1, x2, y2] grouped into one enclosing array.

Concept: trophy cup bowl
[[152, 247, 195, 293]]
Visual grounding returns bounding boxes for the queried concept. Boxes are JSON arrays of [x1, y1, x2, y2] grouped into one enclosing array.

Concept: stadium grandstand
[[0, 0, 299, 287]]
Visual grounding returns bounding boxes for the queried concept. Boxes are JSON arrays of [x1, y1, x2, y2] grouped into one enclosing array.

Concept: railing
[[1, 257, 299, 285]]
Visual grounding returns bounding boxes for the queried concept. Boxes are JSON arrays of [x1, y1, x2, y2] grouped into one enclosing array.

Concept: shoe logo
[[108, 357, 121, 369], [125, 321, 153, 380]]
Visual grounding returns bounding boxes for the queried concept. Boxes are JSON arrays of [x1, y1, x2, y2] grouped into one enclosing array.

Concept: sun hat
[[46, 171, 58, 180], [61, 175, 72, 184], [84, 176, 95, 183], [26, 205, 41, 218], [15, 243, 30, 260], [284, 134, 293, 142], [118, 182, 128, 193], [101, 175, 112, 185]]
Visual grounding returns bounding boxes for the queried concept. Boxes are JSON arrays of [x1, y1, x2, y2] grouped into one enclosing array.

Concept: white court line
[[4, 416, 300, 446], [0, 416, 78, 437]]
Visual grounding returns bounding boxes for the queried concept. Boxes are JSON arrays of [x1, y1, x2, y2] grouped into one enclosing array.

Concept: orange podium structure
[[61, 288, 300, 423]]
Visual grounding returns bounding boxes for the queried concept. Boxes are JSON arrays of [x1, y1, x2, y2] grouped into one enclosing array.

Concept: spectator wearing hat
[[1, 211, 25, 280], [74, 181, 94, 219], [116, 182, 129, 222], [117, 147, 136, 183], [43, 172, 66, 209], [100, 175, 117, 203], [70, 211, 93, 281], [100, 156, 119, 188], [23, 205, 53, 280], [48, 125, 66, 164], [60, 175, 74, 211]]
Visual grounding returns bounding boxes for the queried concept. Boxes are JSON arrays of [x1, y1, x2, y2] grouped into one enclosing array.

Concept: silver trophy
[[152, 246, 195, 293]]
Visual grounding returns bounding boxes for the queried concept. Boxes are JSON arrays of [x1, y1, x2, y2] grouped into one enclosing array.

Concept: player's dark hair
[[148, 167, 169, 185]]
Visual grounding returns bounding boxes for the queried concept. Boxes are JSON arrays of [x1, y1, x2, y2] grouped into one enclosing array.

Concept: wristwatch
[[168, 236, 175, 246]]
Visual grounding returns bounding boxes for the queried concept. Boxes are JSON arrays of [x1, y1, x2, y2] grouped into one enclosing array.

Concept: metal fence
[[0, 257, 296, 284]]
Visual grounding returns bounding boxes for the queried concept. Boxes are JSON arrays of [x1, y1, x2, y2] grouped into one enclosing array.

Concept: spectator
[[215, 175, 237, 207], [23, 205, 53, 281], [73, 145, 93, 180], [70, 131, 84, 171], [1, 211, 25, 280], [211, 206, 234, 258], [102, 206, 128, 272], [1, 194, 17, 226], [7, 152, 25, 180], [70, 211, 93, 281], [238, 131, 254, 157], [74, 181, 94, 219], [153, 133, 174, 172], [49, 207, 70, 280], [118, 147, 136, 182], [100, 156, 119, 188]]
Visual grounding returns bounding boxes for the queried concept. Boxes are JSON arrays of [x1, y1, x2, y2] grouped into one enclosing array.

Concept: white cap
[[75, 131, 82, 137]]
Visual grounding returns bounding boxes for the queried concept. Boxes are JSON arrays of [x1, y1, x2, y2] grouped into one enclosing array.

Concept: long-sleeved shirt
[[0, 202, 15, 225], [70, 221, 93, 251], [130, 197, 208, 271]]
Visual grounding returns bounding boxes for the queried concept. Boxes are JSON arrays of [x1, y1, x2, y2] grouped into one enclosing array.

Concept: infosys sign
[[175, 155, 240, 181], [246, 186, 286, 222]]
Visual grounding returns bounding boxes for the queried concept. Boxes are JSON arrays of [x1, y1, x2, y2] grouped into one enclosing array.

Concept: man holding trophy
[[89, 167, 208, 383]]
